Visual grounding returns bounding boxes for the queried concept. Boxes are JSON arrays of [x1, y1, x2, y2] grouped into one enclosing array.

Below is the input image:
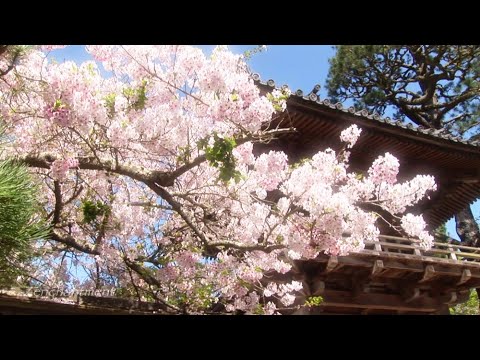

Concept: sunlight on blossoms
[[368, 152, 400, 185], [340, 124, 362, 148]]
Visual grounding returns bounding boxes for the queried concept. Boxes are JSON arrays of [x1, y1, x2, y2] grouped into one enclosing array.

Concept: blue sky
[[51, 45, 336, 96], [48, 45, 479, 239]]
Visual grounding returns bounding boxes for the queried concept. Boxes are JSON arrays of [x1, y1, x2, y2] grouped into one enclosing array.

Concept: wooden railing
[[362, 235, 480, 263]]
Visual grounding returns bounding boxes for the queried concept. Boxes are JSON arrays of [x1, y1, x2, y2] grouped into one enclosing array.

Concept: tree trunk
[[455, 205, 480, 247], [455, 205, 480, 312]]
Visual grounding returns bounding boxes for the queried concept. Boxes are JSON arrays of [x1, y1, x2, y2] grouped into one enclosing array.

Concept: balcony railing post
[[412, 239, 422, 256], [447, 245, 458, 260]]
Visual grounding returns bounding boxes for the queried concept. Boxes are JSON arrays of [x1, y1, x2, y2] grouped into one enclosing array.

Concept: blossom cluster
[[340, 124, 362, 148], [50, 158, 79, 181]]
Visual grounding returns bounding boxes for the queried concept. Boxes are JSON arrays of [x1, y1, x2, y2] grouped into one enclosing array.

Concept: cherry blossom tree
[[0, 45, 437, 314]]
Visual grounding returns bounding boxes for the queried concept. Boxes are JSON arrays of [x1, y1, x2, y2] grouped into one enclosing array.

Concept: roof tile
[[253, 75, 480, 148]]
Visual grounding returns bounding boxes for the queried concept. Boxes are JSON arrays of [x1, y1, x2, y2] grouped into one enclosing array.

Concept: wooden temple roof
[[256, 76, 480, 230]]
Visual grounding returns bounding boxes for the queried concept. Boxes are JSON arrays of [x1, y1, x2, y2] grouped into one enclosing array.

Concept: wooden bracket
[[310, 280, 325, 296], [419, 265, 436, 283], [323, 256, 339, 273], [413, 244, 422, 256], [443, 291, 458, 305], [456, 269, 471, 286], [404, 288, 421, 303], [371, 260, 385, 276]]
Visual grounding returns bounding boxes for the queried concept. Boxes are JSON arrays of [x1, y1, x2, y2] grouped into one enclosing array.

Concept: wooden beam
[[374, 258, 424, 272], [457, 269, 472, 285], [336, 255, 372, 267], [292, 307, 312, 315], [434, 305, 451, 315], [460, 278, 480, 289], [0, 294, 162, 315], [356, 245, 480, 266], [320, 289, 440, 313]]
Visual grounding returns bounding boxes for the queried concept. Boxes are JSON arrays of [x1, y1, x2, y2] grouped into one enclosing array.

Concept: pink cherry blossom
[[340, 124, 362, 148], [368, 152, 400, 185]]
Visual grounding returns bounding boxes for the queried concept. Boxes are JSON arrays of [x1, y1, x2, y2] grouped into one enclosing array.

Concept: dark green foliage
[[326, 45, 480, 138], [434, 223, 449, 243], [81, 199, 110, 224], [436, 223, 447, 237], [0, 160, 50, 287]]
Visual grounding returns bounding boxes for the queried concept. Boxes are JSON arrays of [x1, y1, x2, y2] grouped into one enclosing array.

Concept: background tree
[[0, 45, 438, 314], [0, 157, 50, 288], [450, 289, 479, 315], [326, 45, 480, 313], [326, 46, 480, 136]]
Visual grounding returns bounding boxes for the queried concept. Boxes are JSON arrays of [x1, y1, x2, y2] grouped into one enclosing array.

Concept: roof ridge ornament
[[308, 84, 321, 95]]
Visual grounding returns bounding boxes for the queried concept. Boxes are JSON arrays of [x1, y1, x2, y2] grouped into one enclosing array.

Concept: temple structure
[[256, 76, 480, 314]]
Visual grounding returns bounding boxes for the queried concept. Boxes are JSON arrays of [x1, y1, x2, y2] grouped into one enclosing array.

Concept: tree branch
[[123, 258, 182, 313], [21, 153, 173, 186], [50, 231, 100, 255], [52, 180, 62, 225], [208, 242, 285, 253], [148, 182, 210, 246], [0, 46, 21, 77]]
